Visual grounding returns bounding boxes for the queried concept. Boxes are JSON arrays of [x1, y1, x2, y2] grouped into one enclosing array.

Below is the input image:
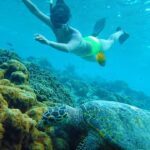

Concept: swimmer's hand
[[35, 34, 50, 45], [35, 34, 69, 52]]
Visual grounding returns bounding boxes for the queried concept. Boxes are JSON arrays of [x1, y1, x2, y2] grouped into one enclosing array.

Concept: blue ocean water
[[0, 0, 150, 95]]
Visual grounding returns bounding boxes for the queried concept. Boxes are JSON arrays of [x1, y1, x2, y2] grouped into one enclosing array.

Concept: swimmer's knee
[[101, 40, 114, 51]]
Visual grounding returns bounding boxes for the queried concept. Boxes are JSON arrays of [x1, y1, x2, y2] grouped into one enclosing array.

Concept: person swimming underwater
[[22, 0, 129, 66]]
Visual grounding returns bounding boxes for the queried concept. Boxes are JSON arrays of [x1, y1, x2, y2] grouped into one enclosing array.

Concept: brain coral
[[0, 59, 29, 84]]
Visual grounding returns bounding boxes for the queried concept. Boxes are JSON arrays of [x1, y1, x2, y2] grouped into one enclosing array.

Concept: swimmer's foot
[[116, 27, 130, 44], [92, 18, 106, 37], [119, 32, 130, 44], [116, 27, 122, 31]]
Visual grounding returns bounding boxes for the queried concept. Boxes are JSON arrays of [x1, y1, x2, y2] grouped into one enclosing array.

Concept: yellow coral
[[32, 128, 53, 150], [0, 123, 5, 140], [18, 84, 34, 92], [6, 59, 28, 74], [0, 79, 12, 86], [6, 108, 36, 132], [0, 107, 53, 150], [10, 71, 29, 84], [0, 85, 37, 112], [0, 59, 29, 85], [27, 105, 48, 122], [0, 59, 54, 150], [30, 141, 45, 150], [0, 94, 8, 108], [0, 69, 5, 79]]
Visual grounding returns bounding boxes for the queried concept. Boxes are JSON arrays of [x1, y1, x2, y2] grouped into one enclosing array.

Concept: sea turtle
[[39, 100, 150, 150]]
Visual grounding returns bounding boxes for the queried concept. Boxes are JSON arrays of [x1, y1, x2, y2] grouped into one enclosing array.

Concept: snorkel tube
[[50, 0, 53, 13]]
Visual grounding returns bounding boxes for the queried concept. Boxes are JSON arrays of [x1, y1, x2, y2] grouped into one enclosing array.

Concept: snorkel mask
[[50, 0, 71, 28]]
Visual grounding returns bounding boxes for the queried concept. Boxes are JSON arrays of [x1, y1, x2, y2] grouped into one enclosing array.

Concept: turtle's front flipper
[[76, 131, 101, 150]]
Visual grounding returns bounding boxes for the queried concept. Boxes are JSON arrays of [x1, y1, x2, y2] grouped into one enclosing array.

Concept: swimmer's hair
[[50, 0, 71, 25], [56, 0, 64, 4]]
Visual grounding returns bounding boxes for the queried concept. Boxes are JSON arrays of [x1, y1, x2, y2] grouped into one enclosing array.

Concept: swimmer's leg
[[100, 39, 114, 51], [100, 31, 123, 51], [108, 30, 124, 41], [101, 29, 129, 51]]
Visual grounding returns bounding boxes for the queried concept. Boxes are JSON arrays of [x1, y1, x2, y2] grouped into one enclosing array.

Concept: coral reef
[[0, 59, 35, 112], [0, 58, 53, 150], [0, 107, 53, 150], [24, 56, 150, 110], [0, 49, 150, 150], [26, 62, 74, 106], [0, 59, 29, 84], [0, 49, 20, 65], [0, 83, 37, 112], [58, 67, 150, 109]]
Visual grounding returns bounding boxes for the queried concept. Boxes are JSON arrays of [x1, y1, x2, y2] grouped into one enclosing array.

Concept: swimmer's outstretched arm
[[22, 0, 52, 27], [35, 34, 79, 53]]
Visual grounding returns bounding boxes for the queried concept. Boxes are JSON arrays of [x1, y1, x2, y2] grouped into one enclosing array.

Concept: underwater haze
[[0, 0, 150, 95]]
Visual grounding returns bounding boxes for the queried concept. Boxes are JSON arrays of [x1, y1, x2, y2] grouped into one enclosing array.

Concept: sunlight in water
[[117, 0, 141, 5]]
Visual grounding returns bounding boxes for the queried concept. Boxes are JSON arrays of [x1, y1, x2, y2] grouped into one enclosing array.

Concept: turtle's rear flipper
[[92, 18, 106, 37], [119, 32, 130, 44]]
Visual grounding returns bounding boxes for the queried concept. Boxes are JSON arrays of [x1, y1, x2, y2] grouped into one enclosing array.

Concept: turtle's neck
[[67, 106, 88, 131]]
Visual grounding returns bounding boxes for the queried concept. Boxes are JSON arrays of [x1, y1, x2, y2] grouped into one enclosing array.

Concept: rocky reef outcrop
[[0, 54, 53, 150]]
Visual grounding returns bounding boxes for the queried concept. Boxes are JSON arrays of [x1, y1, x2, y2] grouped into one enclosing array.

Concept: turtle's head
[[39, 104, 73, 127]]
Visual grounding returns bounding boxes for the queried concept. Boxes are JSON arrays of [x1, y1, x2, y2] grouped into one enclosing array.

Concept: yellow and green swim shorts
[[83, 36, 106, 66]]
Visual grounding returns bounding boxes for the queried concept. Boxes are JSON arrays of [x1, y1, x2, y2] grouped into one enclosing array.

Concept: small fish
[[7, 42, 13, 47]]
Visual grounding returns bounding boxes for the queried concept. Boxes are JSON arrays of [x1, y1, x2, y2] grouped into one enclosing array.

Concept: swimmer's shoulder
[[69, 26, 82, 38]]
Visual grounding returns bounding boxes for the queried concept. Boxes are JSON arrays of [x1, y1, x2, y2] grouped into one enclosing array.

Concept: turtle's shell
[[80, 100, 150, 149]]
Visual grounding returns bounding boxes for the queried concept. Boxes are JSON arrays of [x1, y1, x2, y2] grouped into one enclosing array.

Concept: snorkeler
[[22, 0, 129, 66]]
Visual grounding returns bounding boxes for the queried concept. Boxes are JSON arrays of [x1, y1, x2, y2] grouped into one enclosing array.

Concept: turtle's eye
[[43, 116, 56, 125], [48, 116, 55, 122]]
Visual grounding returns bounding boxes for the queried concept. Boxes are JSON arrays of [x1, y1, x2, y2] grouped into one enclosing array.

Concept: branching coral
[[26, 62, 74, 106], [0, 49, 20, 65]]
